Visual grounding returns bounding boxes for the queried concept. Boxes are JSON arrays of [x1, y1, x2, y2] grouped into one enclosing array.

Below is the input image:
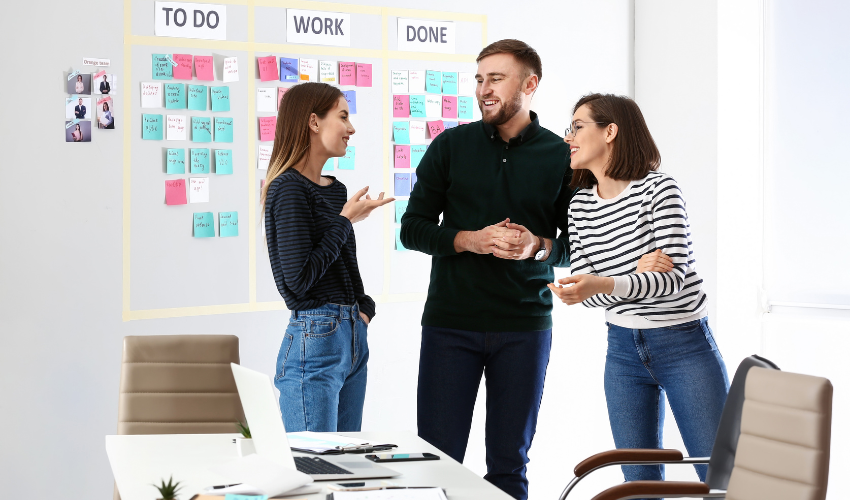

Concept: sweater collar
[[482, 110, 540, 144]]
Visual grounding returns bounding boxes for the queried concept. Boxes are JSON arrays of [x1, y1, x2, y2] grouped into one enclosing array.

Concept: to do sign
[[155, 1, 227, 41]]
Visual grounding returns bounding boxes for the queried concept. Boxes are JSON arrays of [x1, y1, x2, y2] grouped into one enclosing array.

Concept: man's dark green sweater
[[400, 111, 572, 332]]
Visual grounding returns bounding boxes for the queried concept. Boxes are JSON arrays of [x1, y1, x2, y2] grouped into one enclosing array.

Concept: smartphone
[[364, 452, 440, 463], [326, 480, 397, 491]]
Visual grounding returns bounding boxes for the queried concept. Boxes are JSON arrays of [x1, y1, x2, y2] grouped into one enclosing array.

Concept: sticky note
[[319, 60, 338, 83], [141, 82, 163, 108], [393, 121, 410, 145], [165, 179, 187, 205], [442, 72, 458, 95], [256, 87, 276, 112], [395, 228, 407, 251], [425, 70, 441, 93], [409, 121, 427, 143], [459, 72, 475, 95], [258, 56, 279, 82], [425, 95, 442, 118], [167, 148, 186, 174], [222, 57, 239, 82], [193, 212, 215, 237], [323, 158, 335, 171], [338, 146, 355, 170], [259, 116, 276, 141], [342, 90, 357, 114], [394, 199, 408, 223], [164, 83, 186, 109], [442, 96, 458, 119], [166, 115, 187, 140], [188, 85, 207, 110], [409, 95, 426, 117], [394, 173, 411, 197], [173, 54, 193, 80], [258, 145, 272, 170], [152, 54, 173, 80], [458, 96, 474, 120], [411, 172, 418, 190], [394, 145, 410, 169], [211, 86, 230, 112], [189, 177, 210, 203], [427, 120, 445, 140], [356, 63, 372, 87], [194, 56, 214, 81], [444, 121, 458, 129], [411, 145, 427, 169], [299, 58, 318, 81], [459, 121, 471, 126], [393, 95, 410, 118], [280, 58, 299, 81], [409, 70, 425, 93], [214, 117, 234, 143], [215, 150, 232, 175], [190, 148, 210, 174], [278, 87, 288, 107], [191, 117, 212, 142], [219, 212, 238, 237], [142, 114, 163, 140], [391, 70, 409, 93], [339, 62, 356, 85]]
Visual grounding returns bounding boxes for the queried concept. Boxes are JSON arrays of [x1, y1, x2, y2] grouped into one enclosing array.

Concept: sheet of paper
[[189, 177, 210, 203], [458, 96, 474, 120], [165, 179, 187, 205], [319, 60, 338, 83], [208, 454, 312, 498], [194, 55, 214, 81], [258, 55, 279, 82], [299, 58, 318, 81], [395, 227, 407, 251], [408, 70, 425, 93], [222, 56, 239, 82], [427, 120, 445, 139], [394, 199, 408, 223], [442, 71, 458, 95], [391, 70, 409, 93], [393, 121, 410, 144], [409, 121, 427, 143], [356, 63, 372, 87], [411, 144, 428, 169], [193, 212, 215, 237], [192, 117, 212, 142], [458, 72, 476, 95], [332, 488, 447, 500], [166, 115, 187, 140], [141, 82, 163, 108], [280, 57, 299, 82], [409, 95, 426, 118], [339, 62, 356, 85], [323, 157, 335, 171], [215, 149, 233, 175], [444, 121, 458, 129], [342, 90, 357, 114], [258, 116, 277, 141], [166, 148, 186, 174], [190, 148, 210, 174], [172, 54, 193, 80], [394, 173, 411, 196], [211, 86, 230, 112], [142, 114, 163, 140], [393, 94, 410, 118], [188, 84, 207, 111], [442, 95, 457, 119], [258, 145, 272, 169], [411, 172, 418, 190], [278, 87, 288, 107], [152, 54, 173, 80], [219, 211, 238, 237], [425, 70, 441, 93], [338, 146, 355, 170], [425, 95, 442, 118], [164, 83, 186, 109], [214, 117, 234, 143], [257, 87, 276, 112], [394, 145, 410, 169]]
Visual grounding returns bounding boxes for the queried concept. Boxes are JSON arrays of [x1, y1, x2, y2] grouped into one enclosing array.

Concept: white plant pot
[[235, 437, 255, 457]]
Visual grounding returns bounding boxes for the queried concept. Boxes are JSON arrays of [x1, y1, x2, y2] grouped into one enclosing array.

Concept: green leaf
[[236, 421, 252, 438]]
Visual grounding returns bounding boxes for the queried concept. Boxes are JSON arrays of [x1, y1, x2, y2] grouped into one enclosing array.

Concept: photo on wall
[[97, 98, 115, 129], [93, 72, 117, 95], [67, 73, 91, 95], [65, 120, 92, 142], [66, 96, 92, 120]]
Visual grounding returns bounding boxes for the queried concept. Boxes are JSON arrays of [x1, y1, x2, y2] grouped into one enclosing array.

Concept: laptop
[[230, 363, 401, 481]]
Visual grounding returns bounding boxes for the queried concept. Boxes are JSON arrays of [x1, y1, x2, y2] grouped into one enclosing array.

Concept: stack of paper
[[286, 431, 366, 454], [331, 489, 448, 500]]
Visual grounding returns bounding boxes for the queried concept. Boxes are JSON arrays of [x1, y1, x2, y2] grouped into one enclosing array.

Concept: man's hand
[[492, 221, 540, 260], [359, 311, 370, 325], [547, 275, 615, 305], [454, 218, 512, 254], [636, 249, 674, 273]]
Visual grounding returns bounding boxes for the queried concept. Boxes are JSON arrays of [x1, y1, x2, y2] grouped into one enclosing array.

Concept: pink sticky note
[[97, 96, 112, 106], [259, 116, 277, 141], [459, 121, 471, 125], [278, 87, 288, 107], [173, 54, 193, 80], [93, 69, 107, 80], [393, 95, 410, 118], [356, 63, 372, 87], [427, 120, 445, 139], [394, 145, 411, 169], [165, 179, 187, 205], [195, 56, 214, 81], [442, 96, 458, 119], [258, 56, 279, 82], [339, 62, 356, 85]]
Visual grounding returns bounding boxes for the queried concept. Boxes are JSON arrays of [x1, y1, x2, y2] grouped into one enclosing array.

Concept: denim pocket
[[307, 317, 339, 338], [701, 321, 720, 351], [275, 332, 295, 381], [665, 319, 701, 331]]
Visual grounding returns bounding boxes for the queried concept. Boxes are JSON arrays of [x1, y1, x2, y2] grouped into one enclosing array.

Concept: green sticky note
[[192, 117, 212, 142], [323, 157, 335, 171], [153, 54, 173, 80], [338, 146, 355, 170], [219, 211, 239, 237], [167, 148, 185, 174], [411, 145, 428, 169], [211, 86, 231, 112], [395, 227, 407, 251], [164, 83, 186, 109], [409, 95, 426, 118], [393, 121, 410, 144], [190, 148, 210, 174], [193, 212, 215, 238], [394, 199, 408, 223], [224, 495, 268, 500], [188, 85, 208, 111], [215, 149, 232, 174], [142, 114, 163, 140], [214, 117, 234, 143]]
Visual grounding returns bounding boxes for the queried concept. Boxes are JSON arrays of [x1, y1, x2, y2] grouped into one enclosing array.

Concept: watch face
[[535, 249, 546, 260]]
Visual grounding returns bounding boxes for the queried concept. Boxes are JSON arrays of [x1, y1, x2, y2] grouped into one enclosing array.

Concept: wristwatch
[[533, 238, 547, 261]]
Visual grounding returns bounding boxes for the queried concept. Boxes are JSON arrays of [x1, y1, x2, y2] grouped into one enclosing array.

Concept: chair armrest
[[591, 481, 710, 500], [575, 449, 684, 476]]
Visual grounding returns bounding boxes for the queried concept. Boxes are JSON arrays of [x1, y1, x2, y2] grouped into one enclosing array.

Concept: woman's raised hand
[[341, 186, 394, 224]]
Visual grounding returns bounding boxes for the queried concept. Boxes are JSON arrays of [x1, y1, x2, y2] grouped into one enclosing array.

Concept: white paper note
[[409, 121, 427, 143], [391, 70, 409, 94], [257, 87, 277, 112], [223, 56, 239, 82], [299, 58, 318, 81], [141, 82, 163, 108], [208, 454, 313, 498], [258, 145, 272, 170], [408, 70, 425, 93], [319, 60, 338, 84], [189, 177, 209, 203], [458, 72, 476, 96], [425, 95, 442, 118], [331, 488, 448, 500], [166, 115, 187, 140]]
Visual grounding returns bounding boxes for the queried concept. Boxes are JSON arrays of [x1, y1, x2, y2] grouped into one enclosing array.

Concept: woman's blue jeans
[[604, 317, 729, 497], [274, 303, 369, 432]]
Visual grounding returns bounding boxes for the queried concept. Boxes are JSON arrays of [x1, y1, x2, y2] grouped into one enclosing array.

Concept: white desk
[[106, 431, 512, 500]]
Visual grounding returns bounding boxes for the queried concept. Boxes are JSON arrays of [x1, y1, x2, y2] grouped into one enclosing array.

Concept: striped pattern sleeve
[[567, 208, 624, 309]]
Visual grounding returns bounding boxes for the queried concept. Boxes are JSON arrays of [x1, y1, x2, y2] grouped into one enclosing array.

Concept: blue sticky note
[[211, 86, 230, 112], [338, 146, 355, 170], [458, 96, 474, 120], [152, 54, 173, 80], [395, 228, 407, 251], [444, 121, 458, 129], [219, 211, 238, 237], [215, 149, 232, 175], [409, 95, 426, 118], [192, 117, 212, 142], [190, 148, 210, 174], [188, 85, 208, 111], [280, 58, 299, 81], [342, 90, 357, 114], [425, 70, 441, 93], [224, 495, 268, 500], [442, 72, 458, 94], [166, 148, 185, 174], [411, 145, 427, 169], [323, 157, 335, 171], [142, 114, 163, 140], [393, 121, 410, 145], [394, 173, 411, 197], [193, 212, 215, 238], [164, 83, 186, 109], [214, 117, 234, 143], [394, 199, 408, 223], [411, 172, 418, 191]]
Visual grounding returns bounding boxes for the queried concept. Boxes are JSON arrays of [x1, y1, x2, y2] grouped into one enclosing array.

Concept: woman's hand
[[547, 275, 615, 305], [359, 311, 370, 325], [636, 249, 674, 273], [341, 186, 394, 224]]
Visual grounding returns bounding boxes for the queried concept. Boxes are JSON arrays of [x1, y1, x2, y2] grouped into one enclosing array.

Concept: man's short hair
[[476, 39, 542, 81]]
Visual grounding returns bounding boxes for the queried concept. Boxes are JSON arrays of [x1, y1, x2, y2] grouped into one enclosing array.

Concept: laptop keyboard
[[294, 456, 353, 475]]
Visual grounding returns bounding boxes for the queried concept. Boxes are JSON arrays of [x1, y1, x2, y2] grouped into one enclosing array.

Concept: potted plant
[[152, 476, 182, 500], [235, 421, 255, 457]]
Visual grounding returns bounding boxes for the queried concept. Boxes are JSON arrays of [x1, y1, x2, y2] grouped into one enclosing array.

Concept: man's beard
[[480, 86, 524, 126]]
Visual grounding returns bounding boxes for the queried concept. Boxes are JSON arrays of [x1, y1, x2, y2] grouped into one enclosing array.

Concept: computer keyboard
[[294, 456, 353, 475]]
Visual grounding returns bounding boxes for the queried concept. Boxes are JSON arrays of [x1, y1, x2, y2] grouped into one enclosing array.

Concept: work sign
[[286, 9, 351, 47]]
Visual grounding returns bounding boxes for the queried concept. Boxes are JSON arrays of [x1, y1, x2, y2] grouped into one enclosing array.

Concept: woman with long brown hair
[[261, 82, 392, 432]]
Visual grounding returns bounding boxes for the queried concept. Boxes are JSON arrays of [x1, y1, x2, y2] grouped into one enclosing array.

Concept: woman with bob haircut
[[549, 93, 729, 486], [261, 82, 393, 432]]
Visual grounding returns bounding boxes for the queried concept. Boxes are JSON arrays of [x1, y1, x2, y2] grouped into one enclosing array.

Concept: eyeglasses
[[565, 121, 608, 138]]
